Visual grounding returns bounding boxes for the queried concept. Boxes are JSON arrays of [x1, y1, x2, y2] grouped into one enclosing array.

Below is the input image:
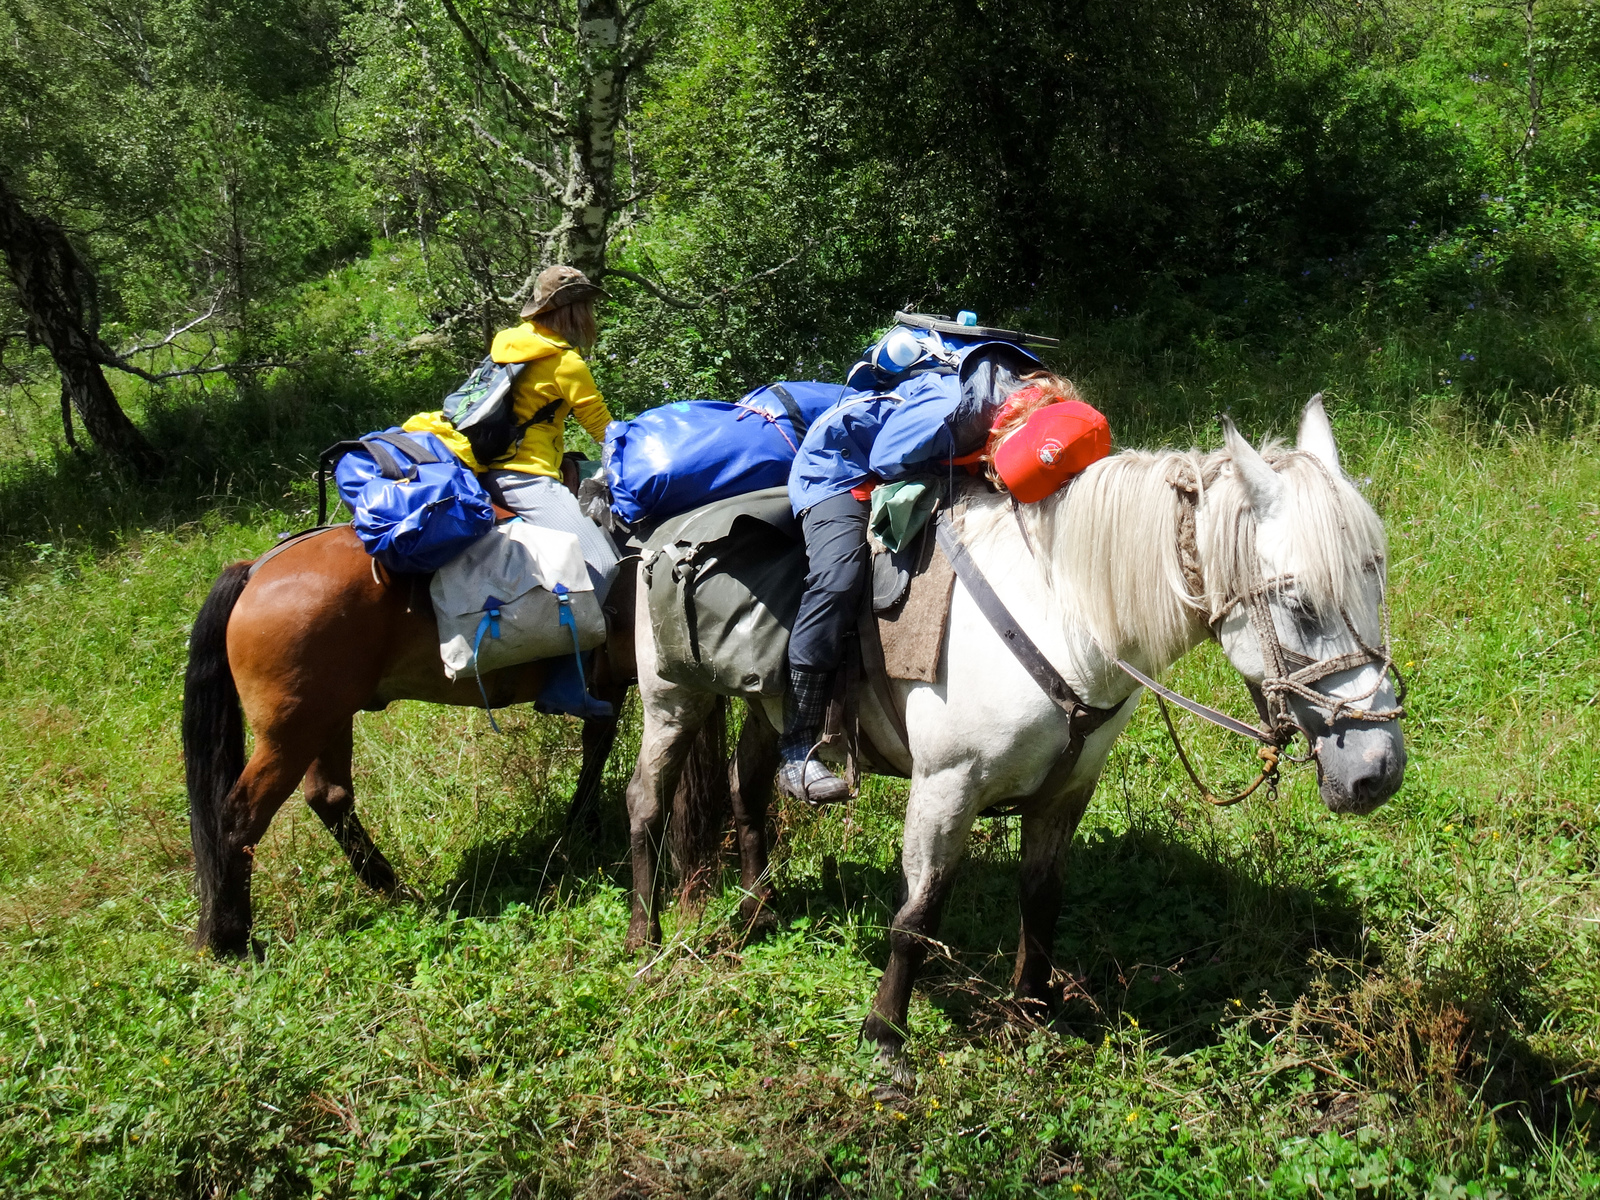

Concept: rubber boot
[[535, 653, 615, 720], [776, 666, 851, 805]]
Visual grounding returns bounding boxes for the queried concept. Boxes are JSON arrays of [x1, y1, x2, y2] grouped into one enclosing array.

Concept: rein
[[1114, 465, 1407, 806]]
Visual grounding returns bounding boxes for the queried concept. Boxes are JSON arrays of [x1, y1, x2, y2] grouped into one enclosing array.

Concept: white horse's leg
[[861, 764, 981, 1060], [1010, 701, 1138, 1005], [625, 610, 720, 950], [729, 700, 781, 932]]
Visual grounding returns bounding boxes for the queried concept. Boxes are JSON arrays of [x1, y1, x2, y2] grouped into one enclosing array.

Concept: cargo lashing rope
[[471, 598, 505, 733]]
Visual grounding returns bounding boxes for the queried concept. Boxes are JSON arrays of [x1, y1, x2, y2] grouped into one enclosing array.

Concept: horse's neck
[[996, 465, 1213, 707]]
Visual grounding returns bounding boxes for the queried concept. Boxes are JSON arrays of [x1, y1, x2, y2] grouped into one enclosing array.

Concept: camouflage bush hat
[[521, 264, 608, 319]]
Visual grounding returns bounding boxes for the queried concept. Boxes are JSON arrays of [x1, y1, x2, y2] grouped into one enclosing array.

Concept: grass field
[[0, 339, 1597, 1196]]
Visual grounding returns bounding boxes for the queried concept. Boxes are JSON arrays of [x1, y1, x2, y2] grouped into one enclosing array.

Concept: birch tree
[[386, 0, 659, 323]]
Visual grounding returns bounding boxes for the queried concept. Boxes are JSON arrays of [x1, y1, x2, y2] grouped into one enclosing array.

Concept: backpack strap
[[767, 383, 810, 440], [479, 394, 566, 466]]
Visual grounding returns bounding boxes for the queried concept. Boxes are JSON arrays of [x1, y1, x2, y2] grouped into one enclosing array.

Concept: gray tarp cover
[[642, 487, 805, 697]]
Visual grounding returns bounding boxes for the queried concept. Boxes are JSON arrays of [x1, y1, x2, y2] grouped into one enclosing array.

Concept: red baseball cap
[[992, 400, 1111, 503]]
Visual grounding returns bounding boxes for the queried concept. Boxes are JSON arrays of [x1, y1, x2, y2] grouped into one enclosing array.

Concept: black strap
[[767, 383, 810, 439], [935, 514, 1118, 727], [366, 431, 442, 466], [317, 439, 367, 525], [315, 433, 442, 524]]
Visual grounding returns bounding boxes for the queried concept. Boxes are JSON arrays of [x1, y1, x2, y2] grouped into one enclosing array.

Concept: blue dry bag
[[318, 429, 495, 574], [603, 381, 847, 529]]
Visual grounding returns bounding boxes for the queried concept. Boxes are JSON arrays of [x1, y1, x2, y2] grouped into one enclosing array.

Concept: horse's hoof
[[875, 1046, 917, 1092], [361, 860, 400, 895], [738, 892, 780, 939], [199, 924, 251, 960], [394, 880, 428, 905]]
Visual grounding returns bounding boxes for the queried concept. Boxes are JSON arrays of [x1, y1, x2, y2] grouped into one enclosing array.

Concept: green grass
[[1, 318, 1598, 1196]]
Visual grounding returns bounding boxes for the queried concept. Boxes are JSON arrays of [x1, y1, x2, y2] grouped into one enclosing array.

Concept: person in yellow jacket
[[405, 264, 620, 597]]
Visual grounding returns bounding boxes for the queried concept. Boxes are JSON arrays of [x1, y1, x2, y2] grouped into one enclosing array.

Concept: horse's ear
[[1223, 415, 1284, 517], [1296, 392, 1341, 475]]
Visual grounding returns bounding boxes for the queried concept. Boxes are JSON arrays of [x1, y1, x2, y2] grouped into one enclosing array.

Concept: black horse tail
[[183, 561, 252, 944]]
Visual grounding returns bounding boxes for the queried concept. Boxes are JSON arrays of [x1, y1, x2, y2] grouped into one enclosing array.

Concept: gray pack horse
[[623, 397, 1407, 1077]]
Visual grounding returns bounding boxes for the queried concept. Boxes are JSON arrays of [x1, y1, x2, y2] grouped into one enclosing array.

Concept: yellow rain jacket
[[404, 322, 612, 479]]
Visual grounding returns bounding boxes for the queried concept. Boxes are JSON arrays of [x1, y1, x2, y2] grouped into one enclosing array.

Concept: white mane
[[963, 440, 1389, 667]]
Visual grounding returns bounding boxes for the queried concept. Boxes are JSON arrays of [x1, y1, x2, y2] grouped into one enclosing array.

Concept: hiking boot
[[777, 757, 851, 805], [778, 666, 851, 805]]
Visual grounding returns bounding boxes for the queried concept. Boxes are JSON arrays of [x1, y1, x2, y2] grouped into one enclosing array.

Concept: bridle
[[1116, 462, 1407, 806]]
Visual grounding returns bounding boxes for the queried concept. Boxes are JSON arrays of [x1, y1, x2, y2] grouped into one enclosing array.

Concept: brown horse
[[181, 525, 636, 957]]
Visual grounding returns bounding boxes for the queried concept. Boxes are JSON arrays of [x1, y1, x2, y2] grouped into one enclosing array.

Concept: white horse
[[622, 396, 1406, 1075]]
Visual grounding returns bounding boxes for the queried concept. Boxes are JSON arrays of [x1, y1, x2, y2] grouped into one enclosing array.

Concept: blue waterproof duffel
[[318, 429, 495, 573], [603, 381, 847, 528]]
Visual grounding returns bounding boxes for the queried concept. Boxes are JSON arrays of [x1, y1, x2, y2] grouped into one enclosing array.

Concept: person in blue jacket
[[777, 331, 1039, 804]]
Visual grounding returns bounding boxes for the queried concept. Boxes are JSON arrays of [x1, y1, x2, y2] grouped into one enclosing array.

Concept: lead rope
[[1154, 694, 1282, 806]]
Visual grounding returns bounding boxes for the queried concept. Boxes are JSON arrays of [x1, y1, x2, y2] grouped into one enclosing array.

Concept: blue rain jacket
[[788, 373, 988, 512], [787, 391, 899, 514], [789, 334, 1047, 514]]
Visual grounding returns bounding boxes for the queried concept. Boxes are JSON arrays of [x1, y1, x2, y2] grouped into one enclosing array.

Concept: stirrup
[[777, 756, 850, 806]]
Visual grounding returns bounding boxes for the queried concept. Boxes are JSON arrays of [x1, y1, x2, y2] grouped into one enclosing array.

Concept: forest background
[[1, 0, 1599, 1194]]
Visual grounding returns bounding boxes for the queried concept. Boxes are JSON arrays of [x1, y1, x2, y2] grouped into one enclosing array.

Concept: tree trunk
[[557, 0, 627, 276], [0, 173, 162, 476]]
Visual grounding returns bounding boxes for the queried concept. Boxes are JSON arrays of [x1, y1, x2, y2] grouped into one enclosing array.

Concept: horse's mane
[[962, 441, 1388, 666]]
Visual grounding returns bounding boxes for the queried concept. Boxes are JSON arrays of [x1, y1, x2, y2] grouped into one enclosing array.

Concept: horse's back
[[224, 528, 395, 717]]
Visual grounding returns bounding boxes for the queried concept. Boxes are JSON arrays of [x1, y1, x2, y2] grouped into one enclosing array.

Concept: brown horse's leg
[[730, 701, 780, 933], [564, 680, 631, 844], [624, 689, 718, 951], [1011, 788, 1093, 1008], [206, 731, 323, 956], [304, 721, 399, 895]]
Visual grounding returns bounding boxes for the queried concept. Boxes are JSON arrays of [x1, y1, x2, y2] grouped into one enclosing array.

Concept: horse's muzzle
[[1313, 718, 1406, 814]]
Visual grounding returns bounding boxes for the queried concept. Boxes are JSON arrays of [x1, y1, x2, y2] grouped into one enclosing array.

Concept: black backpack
[[442, 356, 563, 466]]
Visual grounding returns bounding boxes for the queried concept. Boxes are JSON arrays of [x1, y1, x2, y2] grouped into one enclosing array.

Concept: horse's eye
[[1284, 596, 1319, 628]]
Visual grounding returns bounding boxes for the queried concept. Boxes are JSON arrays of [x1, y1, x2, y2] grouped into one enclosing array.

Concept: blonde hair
[[982, 371, 1083, 491], [537, 298, 597, 350]]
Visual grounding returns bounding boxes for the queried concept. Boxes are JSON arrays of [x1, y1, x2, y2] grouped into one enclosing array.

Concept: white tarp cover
[[431, 520, 606, 679]]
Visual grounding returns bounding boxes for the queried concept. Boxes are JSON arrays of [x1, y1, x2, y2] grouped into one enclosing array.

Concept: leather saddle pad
[[869, 522, 955, 683]]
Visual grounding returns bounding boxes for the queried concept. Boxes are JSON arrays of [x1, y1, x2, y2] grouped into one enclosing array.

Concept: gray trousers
[[788, 491, 871, 673], [488, 470, 620, 602]]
